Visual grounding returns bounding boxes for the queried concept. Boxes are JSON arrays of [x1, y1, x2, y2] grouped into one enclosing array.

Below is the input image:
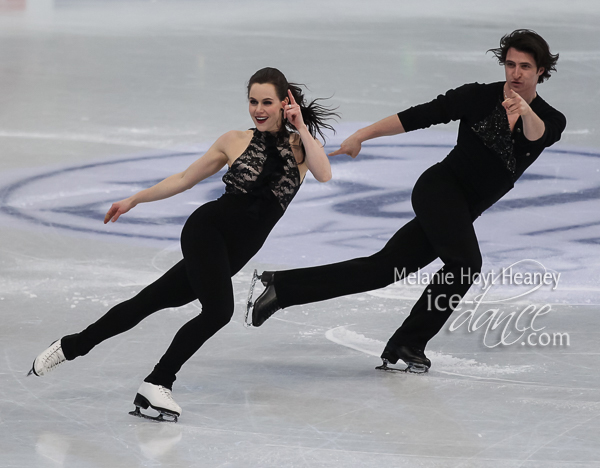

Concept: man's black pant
[[274, 163, 483, 349]]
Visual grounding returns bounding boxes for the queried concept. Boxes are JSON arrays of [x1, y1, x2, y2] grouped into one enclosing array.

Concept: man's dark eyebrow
[[505, 59, 534, 66]]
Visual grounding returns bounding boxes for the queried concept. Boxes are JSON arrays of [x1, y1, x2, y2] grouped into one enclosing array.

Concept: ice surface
[[1, 1, 600, 467]]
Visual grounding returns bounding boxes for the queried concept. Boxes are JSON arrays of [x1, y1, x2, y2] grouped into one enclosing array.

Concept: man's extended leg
[[252, 217, 438, 326]]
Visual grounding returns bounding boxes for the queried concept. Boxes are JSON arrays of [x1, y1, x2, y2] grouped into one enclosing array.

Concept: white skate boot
[[28, 340, 66, 376], [129, 382, 182, 423]]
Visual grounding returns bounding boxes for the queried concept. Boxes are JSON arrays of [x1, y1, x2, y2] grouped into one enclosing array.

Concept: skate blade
[[376, 359, 429, 374], [244, 269, 260, 327], [129, 406, 178, 423], [27, 359, 39, 377]]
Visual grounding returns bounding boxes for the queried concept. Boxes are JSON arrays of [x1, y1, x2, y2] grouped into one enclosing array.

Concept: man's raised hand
[[503, 88, 531, 117]]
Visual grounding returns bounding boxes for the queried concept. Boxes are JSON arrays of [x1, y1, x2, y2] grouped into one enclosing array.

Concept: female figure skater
[[251, 30, 566, 373], [29, 67, 337, 421]]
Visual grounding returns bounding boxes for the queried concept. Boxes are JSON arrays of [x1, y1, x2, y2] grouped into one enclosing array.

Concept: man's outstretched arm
[[329, 115, 406, 159]]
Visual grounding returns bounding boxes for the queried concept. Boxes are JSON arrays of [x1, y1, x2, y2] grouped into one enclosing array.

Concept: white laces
[[158, 386, 175, 402], [43, 346, 65, 372]]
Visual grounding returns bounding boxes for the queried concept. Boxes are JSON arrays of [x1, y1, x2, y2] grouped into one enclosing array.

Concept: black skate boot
[[251, 271, 281, 327], [377, 342, 431, 374]]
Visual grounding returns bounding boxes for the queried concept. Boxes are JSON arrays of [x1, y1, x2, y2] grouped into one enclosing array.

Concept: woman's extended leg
[[143, 222, 236, 388], [61, 261, 197, 360], [144, 196, 279, 389]]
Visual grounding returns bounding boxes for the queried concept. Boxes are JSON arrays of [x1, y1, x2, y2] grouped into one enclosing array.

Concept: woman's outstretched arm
[[104, 132, 233, 223]]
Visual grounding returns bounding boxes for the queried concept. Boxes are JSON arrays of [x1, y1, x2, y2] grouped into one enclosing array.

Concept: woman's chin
[[256, 123, 278, 132]]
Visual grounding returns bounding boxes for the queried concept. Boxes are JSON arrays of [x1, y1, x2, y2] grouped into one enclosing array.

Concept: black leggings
[[61, 193, 282, 389], [275, 163, 483, 350]]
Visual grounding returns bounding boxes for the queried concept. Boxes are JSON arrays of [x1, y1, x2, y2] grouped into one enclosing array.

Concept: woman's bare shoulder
[[217, 130, 254, 165], [218, 129, 253, 146]]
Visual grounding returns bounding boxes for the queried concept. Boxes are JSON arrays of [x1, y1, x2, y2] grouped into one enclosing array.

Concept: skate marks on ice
[[325, 325, 535, 384]]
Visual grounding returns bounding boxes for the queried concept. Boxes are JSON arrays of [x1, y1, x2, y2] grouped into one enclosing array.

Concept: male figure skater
[[251, 30, 566, 373]]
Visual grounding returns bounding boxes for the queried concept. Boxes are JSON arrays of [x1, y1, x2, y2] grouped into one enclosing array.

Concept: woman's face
[[248, 83, 288, 132]]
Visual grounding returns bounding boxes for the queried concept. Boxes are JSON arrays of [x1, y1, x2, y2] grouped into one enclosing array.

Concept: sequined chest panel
[[222, 130, 302, 211], [471, 99, 516, 177]]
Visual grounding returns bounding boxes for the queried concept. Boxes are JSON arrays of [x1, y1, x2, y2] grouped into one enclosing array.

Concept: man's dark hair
[[488, 29, 559, 83]]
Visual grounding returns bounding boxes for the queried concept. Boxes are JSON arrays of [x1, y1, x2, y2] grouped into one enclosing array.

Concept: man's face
[[504, 47, 544, 98]]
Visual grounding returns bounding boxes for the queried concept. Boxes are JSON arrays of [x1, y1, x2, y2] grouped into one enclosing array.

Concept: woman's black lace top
[[222, 129, 302, 211]]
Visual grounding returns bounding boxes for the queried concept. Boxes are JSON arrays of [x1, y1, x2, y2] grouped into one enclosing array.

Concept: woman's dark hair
[[488, 29, 559, 83], [247, 67, 339, 142]]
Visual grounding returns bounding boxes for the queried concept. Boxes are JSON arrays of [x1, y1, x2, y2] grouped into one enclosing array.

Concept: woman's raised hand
[[283, 89, 306, 131], [104, 198, 135, 224]]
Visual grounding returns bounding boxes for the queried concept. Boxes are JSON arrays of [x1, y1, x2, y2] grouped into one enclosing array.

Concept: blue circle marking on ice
[[0, 151, 205, 242], [1, 141, 600, 245]]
